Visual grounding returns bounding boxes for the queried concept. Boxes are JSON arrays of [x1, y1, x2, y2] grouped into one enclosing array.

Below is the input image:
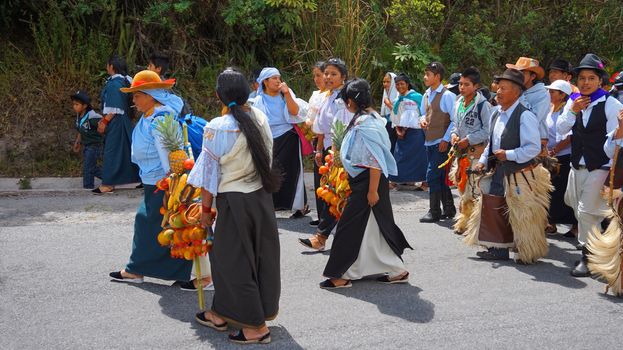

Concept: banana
[[191, 187, 202, 200], [167, 173, 179, 209], [172, 174, 188, 211]]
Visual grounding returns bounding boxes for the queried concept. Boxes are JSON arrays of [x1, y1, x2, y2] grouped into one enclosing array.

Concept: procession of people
[[94, 51, 623, 344]]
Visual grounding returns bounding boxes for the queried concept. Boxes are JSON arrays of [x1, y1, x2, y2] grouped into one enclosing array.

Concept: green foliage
[[1, 0, 622, 176]]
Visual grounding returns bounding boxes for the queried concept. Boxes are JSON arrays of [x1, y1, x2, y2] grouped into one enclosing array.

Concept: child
[[71, 90, 103, 189]]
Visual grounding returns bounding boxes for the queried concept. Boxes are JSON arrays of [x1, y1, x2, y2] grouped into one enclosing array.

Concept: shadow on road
[[126, 282, 304, 349], [325, 280, 435, 323]]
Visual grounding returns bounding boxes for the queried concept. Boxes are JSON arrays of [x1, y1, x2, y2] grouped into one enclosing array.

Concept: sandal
[[298, 233, 327, 251], [195, 312, 228, 331], [109, 271, 143, 284], [290, 205, 311, 219], [93, 186, 114, 194], [545, 224, 557, 235], [377, 272, 409, 284], [319, 279, 352, 289], [228, 330, 271, 344]]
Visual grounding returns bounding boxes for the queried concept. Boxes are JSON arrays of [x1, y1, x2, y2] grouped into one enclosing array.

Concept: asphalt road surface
[[1, 185, 621, 349]]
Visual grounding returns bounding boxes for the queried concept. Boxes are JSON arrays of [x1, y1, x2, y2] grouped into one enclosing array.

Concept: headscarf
[[380, 72, 398, 117], [256, 67, 281, 95], [143, 89, 184, 116]]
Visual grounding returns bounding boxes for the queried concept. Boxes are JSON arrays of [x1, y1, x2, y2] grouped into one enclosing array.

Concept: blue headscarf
[[257, 67, 281, 95], [143, 89, 184, 116]]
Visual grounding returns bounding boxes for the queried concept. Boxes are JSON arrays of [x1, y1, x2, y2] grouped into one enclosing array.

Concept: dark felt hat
[[572, 53, 606, 75], [70, 90, 91, 105], [548, 59, 572, 73], [446, 73, 461, 89], [494, 68, 526, 91], [613, 71, 623, 87]]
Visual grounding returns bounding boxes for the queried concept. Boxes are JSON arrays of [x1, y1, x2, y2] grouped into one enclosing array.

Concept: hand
[[494, 149, 507, 161], [72, 142, 81, 153], [450, 134, 459, 145], [571, 96, 590, 114], [473, 162, 485, 172], [201, 211, 215, 229], [314, 152, 324, 167], [420, 120, 429, 129], [279, 82, 290, 95], [367, 191, 379, 207], [457, 138, 469, 150], [97, 120, 107, 134], [438, 140, 449, 153], [395, 126, 405, 139]]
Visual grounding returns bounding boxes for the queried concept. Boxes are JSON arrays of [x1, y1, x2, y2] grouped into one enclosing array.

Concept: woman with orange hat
[[109, 70, 194, 284]]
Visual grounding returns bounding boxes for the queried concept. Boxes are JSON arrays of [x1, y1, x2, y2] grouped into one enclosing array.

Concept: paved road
[[1, 185, 622, 349]]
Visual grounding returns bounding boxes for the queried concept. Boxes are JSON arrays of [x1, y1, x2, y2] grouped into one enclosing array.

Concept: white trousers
[[564, 168, 609, 244]]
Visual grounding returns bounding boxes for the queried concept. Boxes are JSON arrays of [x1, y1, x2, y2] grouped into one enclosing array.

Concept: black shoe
[[92, 187, 114, 194], [109, 271, 143, 283], [476, 250, 509, 261], [228, 330, 271, 344], [420, 210, 441, 223], [290, 206, 310, 219], [135, 183, 144, 189], [309, 219, 320, 227], [421, 192, 442, 223]]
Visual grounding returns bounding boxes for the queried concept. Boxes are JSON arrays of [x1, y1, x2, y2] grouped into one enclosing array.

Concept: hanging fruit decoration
[[316, 121, 351, 219]]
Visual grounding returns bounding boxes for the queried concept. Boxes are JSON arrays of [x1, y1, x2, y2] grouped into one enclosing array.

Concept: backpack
[[176, 113, 207, 160]]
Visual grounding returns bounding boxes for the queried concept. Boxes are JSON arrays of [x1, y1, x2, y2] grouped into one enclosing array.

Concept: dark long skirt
[[125, 185, 192, 280], [210, 189, 281, 328], [389, 128, 427, 183], [549, 154, 577, 225], [383, 118, 398, 155], [272, 129, 306, 210], [323, 170, 412, 279], [102, 115, 140, 185]]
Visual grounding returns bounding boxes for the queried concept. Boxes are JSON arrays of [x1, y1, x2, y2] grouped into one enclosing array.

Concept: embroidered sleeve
[[187, 117, 239, 195], [349, 130, 381, 170]]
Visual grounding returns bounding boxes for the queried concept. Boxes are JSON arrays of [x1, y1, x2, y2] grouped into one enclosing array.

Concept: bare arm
[[368, 168, 381, 207]]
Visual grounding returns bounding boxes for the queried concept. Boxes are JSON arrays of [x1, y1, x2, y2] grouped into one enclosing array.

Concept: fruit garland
[[316, 150, 351, 219], [155, 121, 211, 310]]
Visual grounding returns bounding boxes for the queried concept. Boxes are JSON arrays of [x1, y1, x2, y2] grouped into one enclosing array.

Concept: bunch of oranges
[[316, 151, 351, 219]]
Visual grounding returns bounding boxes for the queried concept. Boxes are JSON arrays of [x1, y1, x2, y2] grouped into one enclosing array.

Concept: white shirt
[[479, 99, 541, 166], [557, 95, 623, 166]]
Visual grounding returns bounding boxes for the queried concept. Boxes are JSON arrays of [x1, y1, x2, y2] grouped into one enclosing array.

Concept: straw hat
[[506, 57, 545, 80], [120, 70, 176, 93]]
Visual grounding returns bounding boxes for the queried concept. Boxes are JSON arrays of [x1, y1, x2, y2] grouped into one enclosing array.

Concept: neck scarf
[[393, 90, 421, 115], [570, 88, 609, 103]]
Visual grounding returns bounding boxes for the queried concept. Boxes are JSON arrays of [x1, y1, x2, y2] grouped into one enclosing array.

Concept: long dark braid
[[216, 69, 282, 193]]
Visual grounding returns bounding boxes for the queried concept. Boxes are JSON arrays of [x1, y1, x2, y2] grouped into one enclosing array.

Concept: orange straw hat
[[505, 57, 545, 81], [120, 70, 176, 93]]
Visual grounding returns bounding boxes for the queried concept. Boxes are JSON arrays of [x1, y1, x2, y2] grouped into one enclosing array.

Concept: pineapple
[[331, 120, 347, 167], [155, 114, 187, 174]]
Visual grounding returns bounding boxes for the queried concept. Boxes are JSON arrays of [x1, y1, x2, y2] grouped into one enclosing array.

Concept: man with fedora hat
[[557, 53, 623, 277], [464, 68, 552, 264], [507, 57, 551, 147], [548, 58, 579, 93]]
